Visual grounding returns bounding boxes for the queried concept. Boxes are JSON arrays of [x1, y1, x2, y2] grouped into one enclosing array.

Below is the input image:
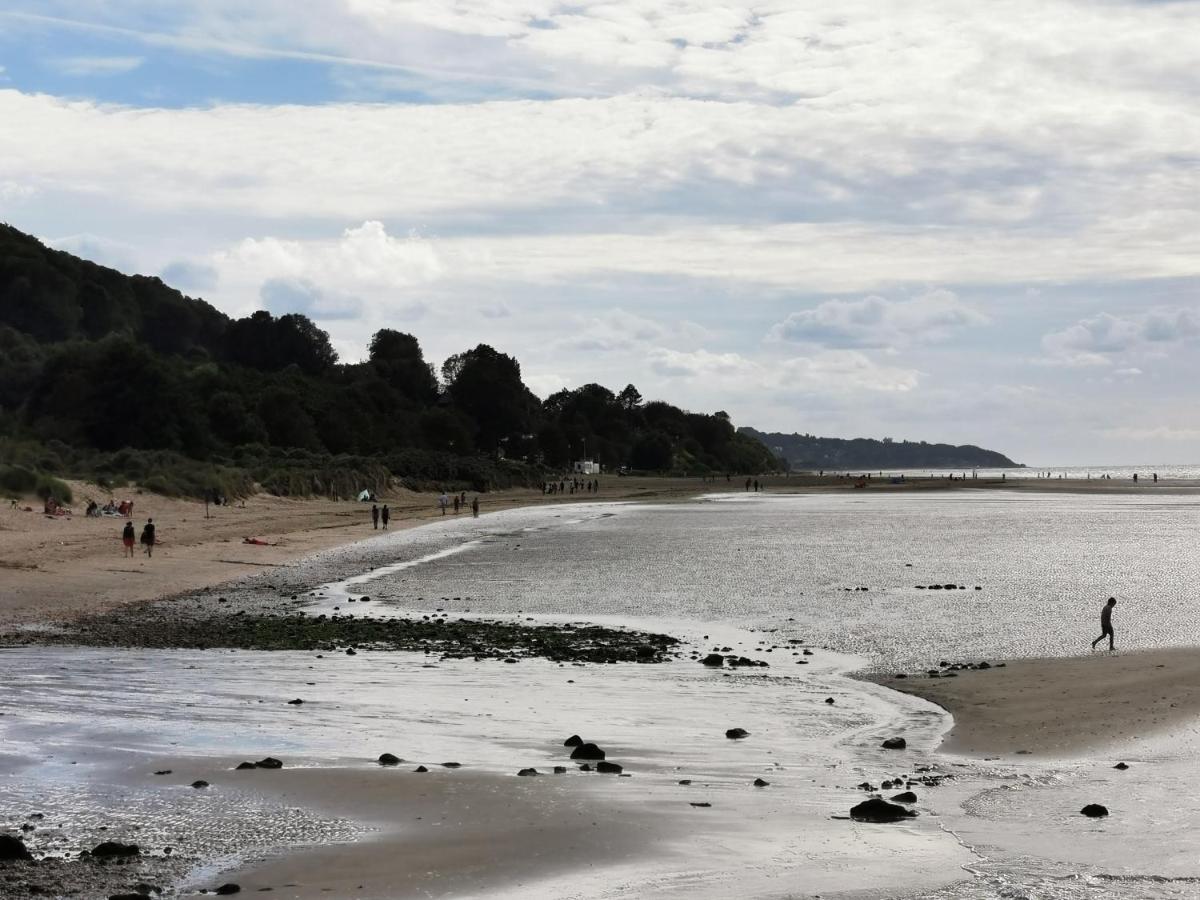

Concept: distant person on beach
[[140, 519, 156, 558], [453, 495, 460, 514], [471, 496, 479, 517], [438, 493, 449, 515], [381, 504, 390, 529], [1091, 597, 1117, 651], [371, 504, 379, 529], [122, 520, 135, 558]]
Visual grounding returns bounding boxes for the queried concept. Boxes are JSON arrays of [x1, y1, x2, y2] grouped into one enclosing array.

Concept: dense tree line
[[0, 224, 778, 494], [741, 428, 1018, 470]]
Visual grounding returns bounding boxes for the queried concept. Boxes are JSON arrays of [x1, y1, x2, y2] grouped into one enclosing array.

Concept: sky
[[1, 2, 1199, 465]]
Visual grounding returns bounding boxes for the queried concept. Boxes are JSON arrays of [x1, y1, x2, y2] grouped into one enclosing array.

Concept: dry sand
[[870, 647, 1200, 758], [0, 476, 712, 628]]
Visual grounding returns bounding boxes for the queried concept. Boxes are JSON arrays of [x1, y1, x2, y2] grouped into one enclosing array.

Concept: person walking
[[140, 519, 156, 558], [122, 520, 136, 558], [381, 504, 390, 530], [471, 496, 480, 518], [1091, 597, 1117, 651], [371, 504, 379, 530]]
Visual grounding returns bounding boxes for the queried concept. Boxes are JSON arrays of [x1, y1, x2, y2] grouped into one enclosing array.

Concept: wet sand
[[870, 647, 1200, 758]]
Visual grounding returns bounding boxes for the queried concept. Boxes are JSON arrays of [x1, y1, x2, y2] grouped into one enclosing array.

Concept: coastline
[[868, 647, 1200, 759]]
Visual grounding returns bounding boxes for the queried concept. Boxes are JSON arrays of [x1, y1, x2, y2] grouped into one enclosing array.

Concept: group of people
[[543, 478, 599, 495], [120, 518, 157, 558], [435, 492, 480, 517], [86, 498, 135, 518], [370, 503, 391, 529]]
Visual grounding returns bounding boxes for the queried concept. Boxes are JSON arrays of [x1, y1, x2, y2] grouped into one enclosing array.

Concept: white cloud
[[56, 55, 144, 76], [768, 290, 988, 349], [1041, 308, 1200, 366], [647, 347, 919, 395]]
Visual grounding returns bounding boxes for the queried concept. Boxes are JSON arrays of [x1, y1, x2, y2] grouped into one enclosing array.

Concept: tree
[[442, 344, 538, 453], [368, 329, 438, 404], [618, 384, 643, 411]]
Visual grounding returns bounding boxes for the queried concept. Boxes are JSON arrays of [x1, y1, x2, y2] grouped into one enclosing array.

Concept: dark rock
[[345, 648, 357, 656], [849, 798, 917, 823], [442, 762, 462, 768], [153, 770, 172, 775], [891, 791, 918, 803], [725, 728, 750, 740], [570, 743, 605, 760], [110, 894, 150, 900], [286, 699, 304, 705], [235, 762, 257, 770], [553, 766, 568, 774], [518, 768, 539, 776], [1081, 804, 1109, 817], [92, 841, 140, 858], [414, 765, 429, 773], [215, 885, 242, 896], [255, 757, 283, 769], [378, 753, 402, 766], [596, 761, 623, 774], [191, 780, 209, 789], [0, 834, 33, 861], [753, 778, 769, 787], [824, 697, 835, 704], [578, 763, 593, 771], [678, 779, 692, 785], [689, 802, 711, 808], [701, 653, 725, 667], [881, 737, 907, 750], [563, 734, 584, 747], [976, 661, 991, 669], [1113, 762, 1130, 770]]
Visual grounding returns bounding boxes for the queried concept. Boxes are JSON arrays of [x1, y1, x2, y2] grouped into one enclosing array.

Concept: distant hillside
[[740, 428, 1019, 470]]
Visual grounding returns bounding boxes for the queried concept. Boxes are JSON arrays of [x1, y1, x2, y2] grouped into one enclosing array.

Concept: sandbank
[[870, 647, 1200, 758]]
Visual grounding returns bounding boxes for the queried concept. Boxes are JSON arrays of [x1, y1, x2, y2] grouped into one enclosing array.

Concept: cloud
[[647, 347, 919, 394], [260, 277, 363, 321], [1041, 308, 1200, 366], [160, 260, 218, 293], [768, 290, 988, 349], [46, 232, 138, 272], [56, 55, 144, 76]]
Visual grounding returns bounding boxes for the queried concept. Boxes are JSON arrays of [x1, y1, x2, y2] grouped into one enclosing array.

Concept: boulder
[[701, 653, 725, 667], [214, 885, 242, 896], [190, 780, 209, 789], [570, 743, 606, 761], [92, 841, 140, 858], [0, 834, 32, 861], [563, 735, 584, 747], [235, 762, 256, 770], [286, 699, 304, 705], [753, 778, 770, 787], [518, 768, 539, 776], [849, 798, 917, 823], [1113, 762, 1130, 770], [1081, 804, 1109, 818], [725, 728, 750, 740], [441, 762, 462, 768], [824, 697, 835, 704], [596, 761, 623, 774], [891, 791, 918, 803], [553, 766, 568, 774], [255, 757, 283, 770], [414, 765, 429, 773], [378, 753, 402, 766], [881, 737, 907, 750]]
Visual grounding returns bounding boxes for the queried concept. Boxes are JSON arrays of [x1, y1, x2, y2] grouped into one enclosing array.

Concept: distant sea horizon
[[796, 463, 1200, 480]]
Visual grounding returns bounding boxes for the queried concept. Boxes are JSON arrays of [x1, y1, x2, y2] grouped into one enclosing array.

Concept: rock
[[725, 728, 750, 740], [235, 762, 256, 770], [414, 765, 429, 773], [596, 761, 623, 774], [849, 798, 917, 823], [753, 778, 769, 787], [110, 894, 150, 900], [678, 779, 692, 785], [441, 762, 462, 768], [518, 768, 539, 776], [891, 791, 918, 803], [563, 734, 584, 747], [92, 841, 140, 858], [689, 802, 711, 808], [881, 737, 907, 750], [1081, 804, 1109, 818], [378, 753, 402, 766], [345, 648, 357, 656], [153, 770, 172, 775], [215, 885, 242, 896], [255, 757, 283, 769], [191, 780, 209, 789], [553, 766, 568, 774], [570, 743, 605, 761], [701, 653, 724, 667], [1113, 762, 1130, 770], [286, 699, 304, 705], [0, 834, 33, 861], [824, 697, 835, 704]]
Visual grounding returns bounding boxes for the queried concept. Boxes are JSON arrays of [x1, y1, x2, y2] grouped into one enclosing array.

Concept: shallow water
[[5, 490, 1200, 898]]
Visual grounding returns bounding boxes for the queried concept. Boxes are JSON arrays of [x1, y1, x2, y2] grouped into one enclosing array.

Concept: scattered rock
[[214, 885, 242, 896], [441, 762, 462, 768], [518, 768, 539, 776], [849, 798, 917, 823], [0, 834, 33, 861], [689, 802, 711, 808], [92, 841, 140, 858], [153, 770, 172, 776], [286, 699, 304, 705], [255, 757, 283, 769], [881, 737, 907, 750], [891, 791, 918, 803], [596, 761, 623, 774], [824, 697, 835, 704], [414, 765, 429, 773], [701, 653, 724, 667], [378, 753, 402, 766], [553, 766, 567, 774], [190, 780, 209, 789], [753, 778, 769, 787], [1113, 762, 1130, 770], [725, 728, 750, 740], [563, 735, 583, 747], [570, 743, 606, 761], [678, 779, 692, 785], [578, 763, 593, 771], [1081, 804, 1109, 818], [235, 762, 256, 770]]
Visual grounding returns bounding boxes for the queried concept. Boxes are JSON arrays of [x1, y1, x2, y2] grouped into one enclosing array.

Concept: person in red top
[[1091, 597, 1117, 651]]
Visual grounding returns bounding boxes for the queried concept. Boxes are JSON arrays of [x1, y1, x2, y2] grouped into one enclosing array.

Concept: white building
[[573, 459, 601, 475]]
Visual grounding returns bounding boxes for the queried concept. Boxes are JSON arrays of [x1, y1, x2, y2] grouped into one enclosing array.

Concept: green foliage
[[0, 464, 37, 495], [34, 473, 72, 504]]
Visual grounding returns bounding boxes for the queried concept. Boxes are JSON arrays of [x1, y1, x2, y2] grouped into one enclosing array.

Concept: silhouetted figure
[[1091, 597, 1117, 651], [753, 478, 760, 492], [122, 521, 136, 558], [140, 519, 156, 558], [453, 496, 461, 514], [381, 505, 390, 530], [471, 496, 480, 517], [1153, 473, 1158, 483], [745, 477, 751, 491], [1133, 473, 1138, 483], [371, 504, 379, 529]]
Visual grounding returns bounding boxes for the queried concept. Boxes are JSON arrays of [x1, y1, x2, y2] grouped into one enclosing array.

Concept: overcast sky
[[2, 1, 1199, 464]]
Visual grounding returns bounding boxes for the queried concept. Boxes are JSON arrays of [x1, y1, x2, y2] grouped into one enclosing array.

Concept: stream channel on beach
[[4, 491, 1200, 898]]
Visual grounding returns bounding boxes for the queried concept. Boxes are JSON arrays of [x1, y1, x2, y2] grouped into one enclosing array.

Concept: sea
[[3, 490, 1200, 898]]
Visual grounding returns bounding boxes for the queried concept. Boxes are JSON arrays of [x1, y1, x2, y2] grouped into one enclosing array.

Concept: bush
[[0, 464, 38, 495], [34, 474, 73, 504]]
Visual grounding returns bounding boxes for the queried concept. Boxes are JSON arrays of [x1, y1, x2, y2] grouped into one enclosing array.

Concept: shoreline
[[867, 647, 1200, 759]]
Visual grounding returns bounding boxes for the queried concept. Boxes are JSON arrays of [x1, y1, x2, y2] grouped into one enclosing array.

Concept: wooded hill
[[0, 223, 778, 499], [740, 428, 1019, 471]]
